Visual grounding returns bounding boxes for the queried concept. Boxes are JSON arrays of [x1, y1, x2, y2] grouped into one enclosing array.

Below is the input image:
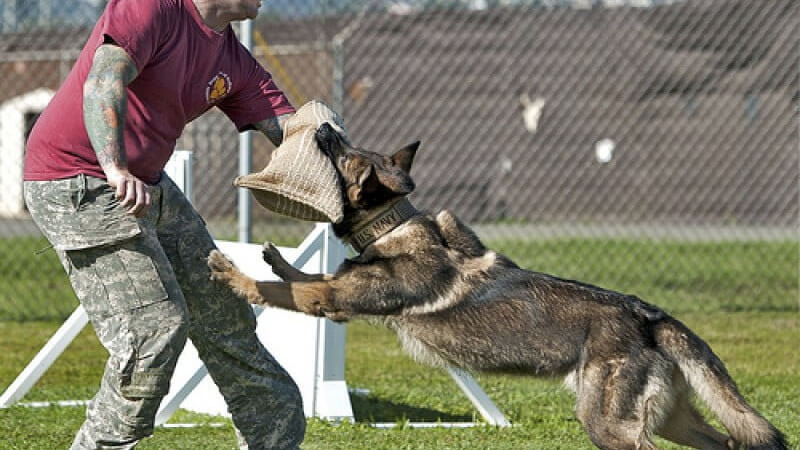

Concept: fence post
[[238, 18, 254, 243]]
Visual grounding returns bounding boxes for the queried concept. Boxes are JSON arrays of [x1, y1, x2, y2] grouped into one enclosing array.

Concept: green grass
[[1, 236, 798, 448], [0, 237, 79, 321], [490, 239, 799, 313], [0, 314, 798, 449], [2, 237, 797, 321]]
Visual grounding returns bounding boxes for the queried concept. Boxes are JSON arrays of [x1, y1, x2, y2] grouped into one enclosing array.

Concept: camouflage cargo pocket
[[64, 235, 170, 318], [118, 312, 187, 399]]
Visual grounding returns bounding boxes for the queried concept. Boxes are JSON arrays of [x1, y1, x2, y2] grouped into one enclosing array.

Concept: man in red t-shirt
[[23, 1, 305, 448]]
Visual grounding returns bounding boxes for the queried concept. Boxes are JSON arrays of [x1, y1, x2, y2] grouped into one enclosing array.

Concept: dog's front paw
[[208, 250, 263, 304], [262, 242, 284, 266], [263, 241, 301, 281], [208, 250, 236, 283]]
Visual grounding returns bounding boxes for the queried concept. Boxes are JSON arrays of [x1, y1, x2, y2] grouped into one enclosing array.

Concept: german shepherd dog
[[208, 124, 786, 450]]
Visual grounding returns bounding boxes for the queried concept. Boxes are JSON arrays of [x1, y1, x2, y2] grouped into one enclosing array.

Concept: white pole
[[446, 367, 511, 427], [238, 19, 254, 243]]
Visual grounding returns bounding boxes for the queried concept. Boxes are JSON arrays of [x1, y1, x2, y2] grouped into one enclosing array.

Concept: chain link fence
[[0, 0, 797, 321]]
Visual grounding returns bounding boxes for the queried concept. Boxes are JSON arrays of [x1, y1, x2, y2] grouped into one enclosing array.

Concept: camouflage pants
[[24, 174, 305, 450]]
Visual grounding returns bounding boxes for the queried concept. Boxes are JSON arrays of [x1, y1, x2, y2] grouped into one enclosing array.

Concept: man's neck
[[192, 0, 230, 32]]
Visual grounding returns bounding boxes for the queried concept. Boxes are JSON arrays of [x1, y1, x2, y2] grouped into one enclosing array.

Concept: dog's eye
[[338, 156, 347, 167]]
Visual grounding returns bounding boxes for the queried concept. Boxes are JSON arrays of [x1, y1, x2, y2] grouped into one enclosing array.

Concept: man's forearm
[[83, 44, 139, 173], [254, 113, 292, 147], [83, 44, 151, 216]]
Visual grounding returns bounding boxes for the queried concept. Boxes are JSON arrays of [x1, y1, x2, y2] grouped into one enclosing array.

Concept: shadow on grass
[[350, 394, 473, 423]]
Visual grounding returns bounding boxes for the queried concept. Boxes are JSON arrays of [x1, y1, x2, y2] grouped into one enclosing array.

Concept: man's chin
[[251, 2, 261, 18]]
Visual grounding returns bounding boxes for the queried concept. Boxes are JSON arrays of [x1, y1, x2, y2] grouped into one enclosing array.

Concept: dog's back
[[364, 210, 654, 373]]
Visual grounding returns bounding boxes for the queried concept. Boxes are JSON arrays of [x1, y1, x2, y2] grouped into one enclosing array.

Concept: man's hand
[[105, 167, 151, 217], [254, 113, 292, 147]]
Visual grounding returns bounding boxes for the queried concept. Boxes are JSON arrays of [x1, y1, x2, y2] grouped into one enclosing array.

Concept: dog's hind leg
[[656, 377, 734, 450], [574, 357, 662, 450]]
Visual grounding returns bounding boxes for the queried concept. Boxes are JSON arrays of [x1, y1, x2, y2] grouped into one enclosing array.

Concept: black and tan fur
[[208, 124, 786, 450]]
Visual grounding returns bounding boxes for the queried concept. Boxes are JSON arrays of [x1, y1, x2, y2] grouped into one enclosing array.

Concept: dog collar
[[344, 197, 419, 253]]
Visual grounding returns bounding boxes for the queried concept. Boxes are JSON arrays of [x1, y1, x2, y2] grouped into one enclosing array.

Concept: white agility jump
[[1, 151, 510, 427]]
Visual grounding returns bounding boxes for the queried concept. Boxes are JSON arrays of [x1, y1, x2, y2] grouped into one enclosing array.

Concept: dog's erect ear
[[374, 165, 414, 196], [349, 161, 415, 207], [359, 164, 382, 196], [392, 141, 420, 173]]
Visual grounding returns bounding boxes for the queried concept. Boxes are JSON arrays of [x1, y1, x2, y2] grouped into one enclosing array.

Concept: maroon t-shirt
[[24, 0, 294, 184]]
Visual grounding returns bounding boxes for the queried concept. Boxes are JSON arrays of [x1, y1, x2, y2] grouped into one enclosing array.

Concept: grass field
[[1, 237, 798, 448], [1, 314, 798, 449], [2, 236, 797, 320]]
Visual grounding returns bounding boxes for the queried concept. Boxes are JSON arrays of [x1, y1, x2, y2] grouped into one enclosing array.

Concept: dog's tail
[[654, 318, 787, 450]]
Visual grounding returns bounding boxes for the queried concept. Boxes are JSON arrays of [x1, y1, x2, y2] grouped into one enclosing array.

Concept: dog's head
[[315, 122, 419, 212]]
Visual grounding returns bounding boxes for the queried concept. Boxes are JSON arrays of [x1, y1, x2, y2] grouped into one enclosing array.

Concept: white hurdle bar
[[2, 151, 510, 427]]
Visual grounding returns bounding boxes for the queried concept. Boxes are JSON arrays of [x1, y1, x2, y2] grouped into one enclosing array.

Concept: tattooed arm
[[83, 43, 151, 216], [253, 113, 293, 147]]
